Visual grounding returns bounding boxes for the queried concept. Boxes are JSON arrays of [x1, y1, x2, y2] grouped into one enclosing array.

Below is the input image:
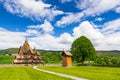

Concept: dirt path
[[33, 66, 88, 80]]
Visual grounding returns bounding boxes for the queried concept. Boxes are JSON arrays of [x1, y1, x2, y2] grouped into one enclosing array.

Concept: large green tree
[[71, 36, 96, 64]]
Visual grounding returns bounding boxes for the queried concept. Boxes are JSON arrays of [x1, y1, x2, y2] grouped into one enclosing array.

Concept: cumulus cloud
[[73, 21, 104, 48], [3, 0, 64, 21], [72, 20, 120, 50], [0, 27, 26, 49], [58, 33, 73, 44], [27, 20, 54, 34], [0, 26, 71, 50], [0, 19, 120, 50], [27, 20, 120, 50], [26, 29, 40, 36], [73, 21, 103, 39], [29, 34, 70, 50]]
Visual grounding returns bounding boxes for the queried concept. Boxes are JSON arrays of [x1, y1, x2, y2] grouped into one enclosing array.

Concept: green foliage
[[71, 36, 96, 63], [94, 56, 120, 65], [0, 55, 14, 64], [0, 48, 120, 64], [40, 66, 120, 80], [39, 50, 62, 64], [0, 67, 71, 80], [0, 48, 19, 55], [0, 49, 62, 64]]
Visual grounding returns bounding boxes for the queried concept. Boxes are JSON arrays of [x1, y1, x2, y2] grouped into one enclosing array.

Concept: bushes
[[0, 55, 14, 64], [40, 51, 62, 64], [94, 56, 120, 65]]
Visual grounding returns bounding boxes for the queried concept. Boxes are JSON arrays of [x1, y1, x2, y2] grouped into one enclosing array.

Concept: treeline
[[38, 50, 62, 64], [0, 48, 120, 65], [94, 56, 120, 65]]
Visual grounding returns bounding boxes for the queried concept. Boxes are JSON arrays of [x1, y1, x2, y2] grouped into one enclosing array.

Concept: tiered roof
[[13, 39, 43, 65]]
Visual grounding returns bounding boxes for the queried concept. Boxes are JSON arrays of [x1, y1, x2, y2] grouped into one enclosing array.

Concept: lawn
[[0, 55, 14, 64], [0, 66, 71, 80], [39, 66, 120, 80]]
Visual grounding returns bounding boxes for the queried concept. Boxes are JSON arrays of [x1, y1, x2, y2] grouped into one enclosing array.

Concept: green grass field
[[0, 65, 120, 80], [39, 66, 120, 80], [0, 66, 71, 80], [0, 55, 14, 64]]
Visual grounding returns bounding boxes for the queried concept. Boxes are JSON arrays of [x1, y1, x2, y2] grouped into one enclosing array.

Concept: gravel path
[[33, 66, 88, 80]]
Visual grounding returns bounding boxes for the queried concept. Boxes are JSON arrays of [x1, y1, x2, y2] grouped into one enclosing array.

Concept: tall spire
[[25, 37, 28, 43], [23, 38, 30, 52]]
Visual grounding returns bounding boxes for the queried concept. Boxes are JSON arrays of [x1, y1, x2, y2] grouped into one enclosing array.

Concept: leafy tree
[[71, 36, 96, 64]]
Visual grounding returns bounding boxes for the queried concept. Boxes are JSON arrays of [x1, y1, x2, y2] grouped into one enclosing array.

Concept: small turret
[[33, 47, 37, 52]]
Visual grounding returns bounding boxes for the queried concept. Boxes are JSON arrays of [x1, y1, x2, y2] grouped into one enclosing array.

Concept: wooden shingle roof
[[62, 51, 72, 56]]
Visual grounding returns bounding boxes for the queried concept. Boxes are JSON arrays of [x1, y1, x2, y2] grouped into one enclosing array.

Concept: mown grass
[[0, 66, 71, 80], [39, 66, 120, 80], [0, 55, 14, 64]]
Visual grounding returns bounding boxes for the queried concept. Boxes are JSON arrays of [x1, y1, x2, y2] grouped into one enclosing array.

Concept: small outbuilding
[[61, 51, 72, 67]]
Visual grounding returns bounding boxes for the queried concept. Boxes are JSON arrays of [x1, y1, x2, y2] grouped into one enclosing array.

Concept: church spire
[[25, 38, 28, 43], [23, 38, 30, 52]]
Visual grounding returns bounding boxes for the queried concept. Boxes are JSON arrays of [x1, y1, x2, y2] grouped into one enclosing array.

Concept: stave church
[[13, 38, 43, 65]]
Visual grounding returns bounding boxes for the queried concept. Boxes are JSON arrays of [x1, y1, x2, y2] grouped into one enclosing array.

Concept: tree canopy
[[71, 36, 96, 64]]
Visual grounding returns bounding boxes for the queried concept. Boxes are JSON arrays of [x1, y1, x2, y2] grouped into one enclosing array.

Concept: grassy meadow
[[0, 66, 71, 80], [0, 49, 120, 80], [39, 66, 120, 80], [0, 55, 14, 64]]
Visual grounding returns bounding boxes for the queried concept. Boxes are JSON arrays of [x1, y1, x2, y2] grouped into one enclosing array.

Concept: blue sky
[[0, 0, 120, 50]]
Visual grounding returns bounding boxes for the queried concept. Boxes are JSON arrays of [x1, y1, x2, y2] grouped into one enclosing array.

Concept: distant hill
[[0, 48, 120, 57], [0, 48, 120, 64], [96, 51, 120, 57], [0, 48, 19, 55]]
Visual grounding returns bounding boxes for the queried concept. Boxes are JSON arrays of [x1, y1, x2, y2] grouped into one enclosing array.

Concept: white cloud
[[4, 0, 64, 21], [59, 33, 73, 44], [0, 26, 71, 50], [75, 0, 90, 10], [102, 19, 120, 34], [29, 34, 71, 50], [56, 12, 84, 27], [1, 19, 120, 50], [81, 0, 120, 16], [56, 0, 120, 27], [27, 20, 54, 34], [61, 0, 72, 3], [26, 29, 40, 36], [72, 20, 120, 50], [27, 20, 120, 50], [73, 21, 103, 39], [0, 27, 26, 49], [115, 7, 120, 13], [73, 21, 104, 48], [95, 17, 103, 22]]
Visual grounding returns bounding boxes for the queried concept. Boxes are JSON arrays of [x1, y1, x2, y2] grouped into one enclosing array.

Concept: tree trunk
[[81, 58, 85, 64]]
